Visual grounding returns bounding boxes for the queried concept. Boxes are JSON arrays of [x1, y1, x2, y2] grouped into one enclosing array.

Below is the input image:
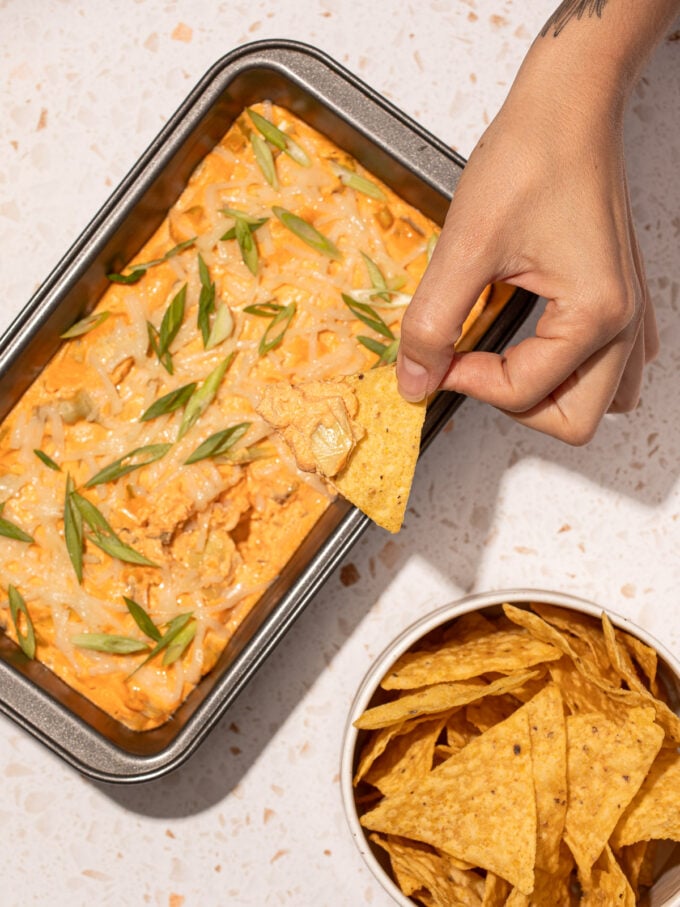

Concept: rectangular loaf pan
[[0, 40, 536, 782]]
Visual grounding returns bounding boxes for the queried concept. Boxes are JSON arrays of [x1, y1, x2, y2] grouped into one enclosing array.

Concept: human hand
[[396, 57, 658, 445]]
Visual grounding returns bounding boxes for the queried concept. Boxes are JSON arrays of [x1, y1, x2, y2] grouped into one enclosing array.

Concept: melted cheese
[[0, 104, 512, 730]]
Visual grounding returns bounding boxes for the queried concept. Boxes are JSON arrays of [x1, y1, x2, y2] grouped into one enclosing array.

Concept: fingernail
[[398, 356, 429, 402]]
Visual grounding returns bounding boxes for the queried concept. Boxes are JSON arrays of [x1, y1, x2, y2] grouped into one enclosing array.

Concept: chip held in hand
[[257, 364, 426, 533]]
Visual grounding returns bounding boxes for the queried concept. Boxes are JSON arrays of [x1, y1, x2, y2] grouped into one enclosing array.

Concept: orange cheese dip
[[0, 104, 509, 730]]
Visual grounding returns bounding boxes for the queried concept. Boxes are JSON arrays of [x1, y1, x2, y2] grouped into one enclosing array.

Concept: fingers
[[396, 198, 494, 403]]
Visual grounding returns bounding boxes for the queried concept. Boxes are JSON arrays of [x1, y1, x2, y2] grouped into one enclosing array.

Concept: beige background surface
[[1, 2, 679, 905]]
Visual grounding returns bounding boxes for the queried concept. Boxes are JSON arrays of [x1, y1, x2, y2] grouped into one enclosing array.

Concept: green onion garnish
[[361, 252, 391, 303], [64, 475, 84, 583], [71, 633, 149, 655], [358, 336, 399, 367], [258, 302, 297, 356], [177, 353, 236, 440], [330, 161, 386, 200], [71, 491, 158, 568], [272, 207, 341, 260], [147, 321, 173, 374], [342, 294, 395, 340], [247, 108, 310, 167], [235, 217, 259, 275], [139, 382, 197, 422], [129, 613, 193, 675], [84, 443, 172, 488], [0, 504, 34, 544], [185, 423, 251, 465], [206, 304, 234, 350], [158, 284, 187, 359], [107, 238, 196, 284], [162, 618, 197, 666], [250, 132, 278, 187], [8, 585, 36, 659], [59, 311, 111, 339], [124, 596, 161, 642], [243, 302, 283, 317], [197, 254, 216, 346], [34, 449, 61, 471]]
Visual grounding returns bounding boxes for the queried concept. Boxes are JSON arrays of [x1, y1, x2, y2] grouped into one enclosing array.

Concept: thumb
[[396, 225, 492, 402]]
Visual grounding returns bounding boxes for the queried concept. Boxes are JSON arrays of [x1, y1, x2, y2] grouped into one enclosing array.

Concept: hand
[[396, 70, 658, 445]]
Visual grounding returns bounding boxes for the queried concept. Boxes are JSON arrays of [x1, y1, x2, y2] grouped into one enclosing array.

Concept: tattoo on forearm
[[541, 0, 609, 37]]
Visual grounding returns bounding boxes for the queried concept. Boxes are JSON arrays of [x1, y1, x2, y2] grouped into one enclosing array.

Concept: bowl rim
[[339, 586, 680, 906]]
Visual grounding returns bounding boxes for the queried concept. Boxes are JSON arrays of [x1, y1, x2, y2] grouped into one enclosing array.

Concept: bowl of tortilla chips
[[341, 589, 680, 906]]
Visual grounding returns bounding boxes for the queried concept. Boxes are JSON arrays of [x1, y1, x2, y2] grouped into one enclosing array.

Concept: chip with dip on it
[[256, 364, 426, 533]]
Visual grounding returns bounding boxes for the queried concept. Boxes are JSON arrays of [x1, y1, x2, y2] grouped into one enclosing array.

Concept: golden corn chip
[[364, 716, 447, 798], [331, 364, 426, 533], [466, 695, 518, 733], [360, 703, 538, 894], [601, 613, 649, 695], [619, 630, 659, 696], [370, 834, 485, 907], [616, 840, 655, 900], [563, 707, 664, 876], [526, 685, 568, 875], [579, 844, 636, 906], [611, 748, 680, 848], [354, 669, 540, 731], [481, 872, 512, 906], [548, 656, 624, 721], [531, 602, 616, 681], [353, 714, 444, 786], [445, 709, 480, 751], [380, 627, 561, 690]]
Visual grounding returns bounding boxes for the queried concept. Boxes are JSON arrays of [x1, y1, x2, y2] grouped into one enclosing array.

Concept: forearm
[[512, 0, 680, 120]]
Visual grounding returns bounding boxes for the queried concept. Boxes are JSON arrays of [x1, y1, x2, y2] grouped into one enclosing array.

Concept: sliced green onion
[[197, 254, 216, 346], [107, 238, 196, 284], [71, 492, 158, 567], [60, 311, 111, 339], [158, 284, 186, 356], [139, 382, 197, 422], [258, 302, 297, 356], [250, 132, 278, 187], [235, 217, 259, 275], [88, 531, 159, 567], [0, 508, 34, 544], [34, 449, 61, 471], [8, 585, 36, 659], [272, 207, 341, 260], [124, 596, 161, 642], [221, 206, 268, 226], [72, 633, 149, 655], [85, 443, 172, 488], [243, 302, 283, 317], [206, 303, 234, 350], [129, 613, 193, 676], [64, 475, 84, 583], [220, 216, 268, 242], [342, 293, 395, 340], [247, 108, 310, 167], [185, 422, 251, 465], [361, 252, 391, 303], [177, 353, 236, 440], [162, 618, 197, 666], [358, 336, 399, 367], [147, 321, 173, 374], [330, 161, 386, 200]]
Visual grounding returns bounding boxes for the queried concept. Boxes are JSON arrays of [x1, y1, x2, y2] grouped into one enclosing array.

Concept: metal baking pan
[[0, 40, 536, 782]]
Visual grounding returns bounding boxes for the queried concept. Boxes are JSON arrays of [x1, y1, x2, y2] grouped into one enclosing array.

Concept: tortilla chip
[[579, 844, 636, 906], [380, 626, 561, 690], [611, 748, 680, 848], [332, 364, 426, 533], [360, 703, 538, 894], [364, 716, 447, 797], [370, 834, 485, 907], [354, 669, 539, 731], [531, 603, 617, 681], [481, 872, 512, 906], [563, 707, 664, 876], [526, 685, 568, 874]]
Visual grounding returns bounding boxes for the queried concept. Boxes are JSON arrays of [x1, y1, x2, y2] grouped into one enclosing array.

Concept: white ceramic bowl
[[340, 588, 680, 907]]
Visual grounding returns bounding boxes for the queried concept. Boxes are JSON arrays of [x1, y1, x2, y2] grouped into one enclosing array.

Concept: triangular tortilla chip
[[331, 365, 426, 532], [359, 702, 538, 894]]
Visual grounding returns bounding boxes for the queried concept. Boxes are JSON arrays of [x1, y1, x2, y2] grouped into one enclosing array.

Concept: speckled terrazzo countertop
[[1, 2, 679, 905]]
